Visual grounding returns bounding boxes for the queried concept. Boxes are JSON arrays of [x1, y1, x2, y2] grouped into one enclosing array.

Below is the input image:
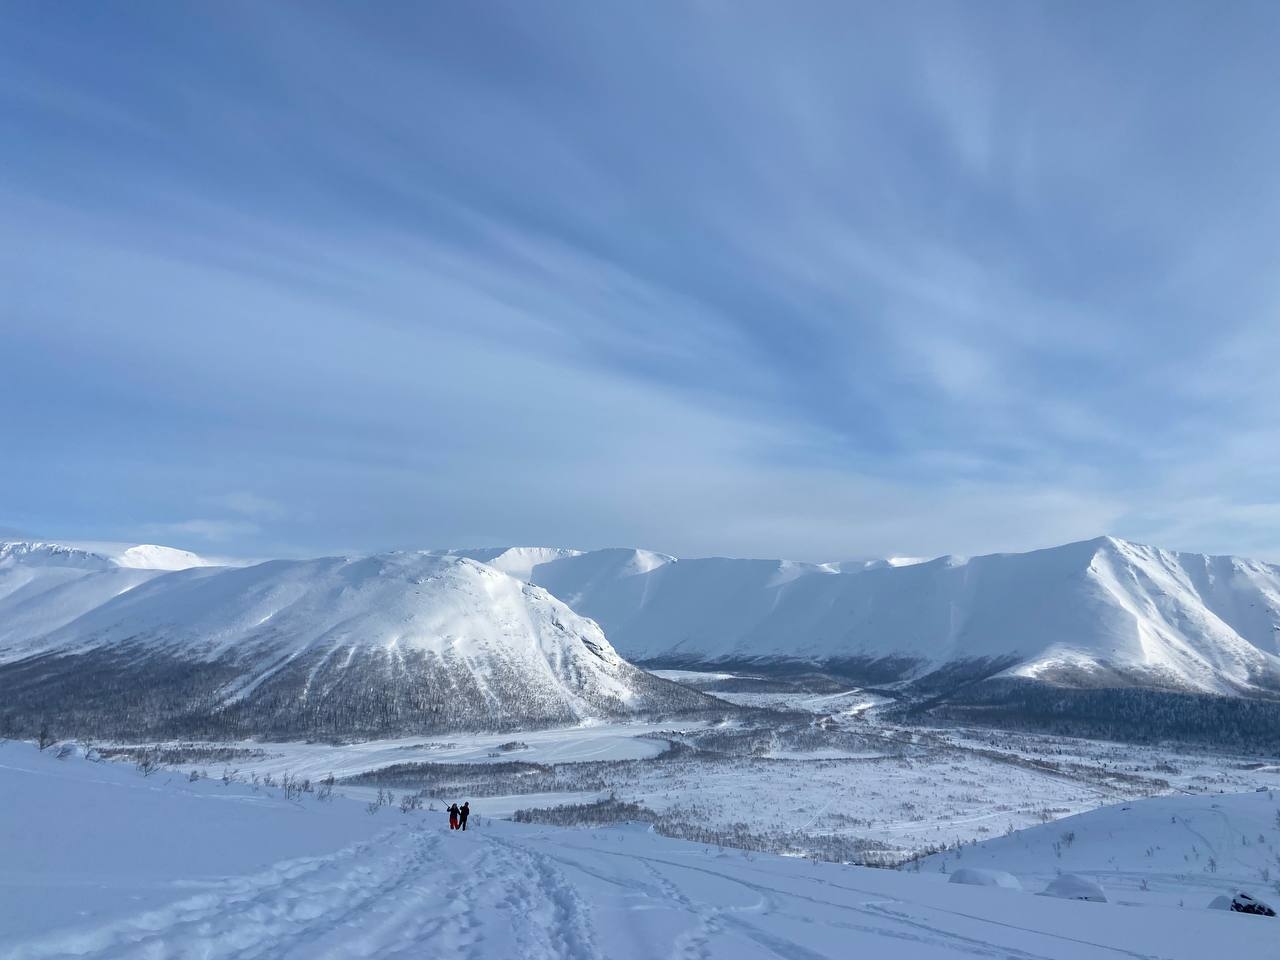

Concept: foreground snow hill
[[920, 783, 1280, 908], [3, 743, 1273, 960], [451, 537, 1280, 696], [0, 549, 714, 739]]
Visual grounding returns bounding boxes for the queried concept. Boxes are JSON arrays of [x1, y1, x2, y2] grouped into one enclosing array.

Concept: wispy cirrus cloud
[[3, 2, 1280, 561]]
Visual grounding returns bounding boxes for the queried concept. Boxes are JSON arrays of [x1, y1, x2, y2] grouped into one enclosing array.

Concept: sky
[[3, 2, 1280, 562]]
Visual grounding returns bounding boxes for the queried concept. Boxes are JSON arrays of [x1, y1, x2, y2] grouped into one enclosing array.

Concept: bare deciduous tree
[[136, 746, 162, 777]]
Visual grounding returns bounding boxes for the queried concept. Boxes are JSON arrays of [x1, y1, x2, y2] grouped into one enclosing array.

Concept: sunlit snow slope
[[449, 538, 1280, 695], [0, 541, 208, 651], [0, 548, 712, 737]]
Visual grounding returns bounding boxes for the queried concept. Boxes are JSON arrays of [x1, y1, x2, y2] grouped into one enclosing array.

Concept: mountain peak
[[0, 539, 209, 571]]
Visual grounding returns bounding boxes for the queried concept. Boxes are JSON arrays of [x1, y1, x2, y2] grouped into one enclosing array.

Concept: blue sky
[[3, 2, 1280, 561]]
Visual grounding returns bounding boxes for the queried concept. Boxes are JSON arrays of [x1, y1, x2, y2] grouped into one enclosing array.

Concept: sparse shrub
[[136, 747, 162, 777], [55, 743, 74, 760], [37, 723, 54, 751]]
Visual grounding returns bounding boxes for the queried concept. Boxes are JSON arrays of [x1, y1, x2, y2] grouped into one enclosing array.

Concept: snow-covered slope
[[919, 787, 1280, 910], [434, 546, 585, 581], [58, 540, 210, 570], [0, 552, 714, 737], [0, 540, 208, 651], [452, 537, 1280, 695], [2, 743, 1272, 960]]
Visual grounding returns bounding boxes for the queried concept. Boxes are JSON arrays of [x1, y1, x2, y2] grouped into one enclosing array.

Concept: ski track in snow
[[10, 818, 1275, 960], [7, 741, 1277, 960], [11, 831, 471, 960], [14, 828, 601, 960]]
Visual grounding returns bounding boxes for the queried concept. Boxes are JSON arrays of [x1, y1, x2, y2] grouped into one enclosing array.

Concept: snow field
[[114, 713, 1280, 869], [3, 741, 1275, 959], [919, 787, 1280, 909]]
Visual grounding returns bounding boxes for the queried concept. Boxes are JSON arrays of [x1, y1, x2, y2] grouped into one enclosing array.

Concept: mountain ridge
[[4, 534, 1280, 738], [439, 535, 1280, 697]]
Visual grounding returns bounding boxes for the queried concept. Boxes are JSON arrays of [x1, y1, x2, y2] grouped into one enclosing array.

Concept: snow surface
[[948, 867, 1022, 889], [1042, 874, 1108, 902], [138, 722, 686, 784], [4, 741, 1274, 959], [59, 541, 211, 571], [0, 542, 183, 651], [467, 536, 1280, 694], [122, 717, 1280, 871], [920, 784, 1280, 910]]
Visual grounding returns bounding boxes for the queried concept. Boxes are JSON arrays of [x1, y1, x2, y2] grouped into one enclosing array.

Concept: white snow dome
[[949, 868, 1022, 890], [1041, 874, 1106, 902]]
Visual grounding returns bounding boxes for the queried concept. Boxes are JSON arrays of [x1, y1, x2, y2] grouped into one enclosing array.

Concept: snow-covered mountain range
[[445, 537, 1280, 696], [0, 543, 712, 738], [4, 535, 1280, 742]]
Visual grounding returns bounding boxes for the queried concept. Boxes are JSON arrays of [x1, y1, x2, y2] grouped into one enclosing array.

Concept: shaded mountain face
[[445, 538, 1280, 697], [0, 547, 715, 739]]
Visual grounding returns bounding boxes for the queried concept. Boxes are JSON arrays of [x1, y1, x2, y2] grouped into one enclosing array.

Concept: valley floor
[[4, 742, 1275, 960], [103, 702, 1280, 864]]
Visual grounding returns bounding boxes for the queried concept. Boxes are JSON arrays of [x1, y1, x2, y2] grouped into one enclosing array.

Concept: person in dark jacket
[[448, 802, 460, 830], [459, 801, 470, 831]]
